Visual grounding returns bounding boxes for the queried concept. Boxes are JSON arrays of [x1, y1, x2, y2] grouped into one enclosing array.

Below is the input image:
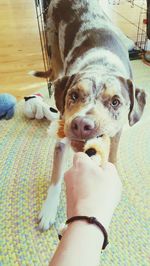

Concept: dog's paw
[[38, 200, 57, 231], [38, 183, 61, 231]]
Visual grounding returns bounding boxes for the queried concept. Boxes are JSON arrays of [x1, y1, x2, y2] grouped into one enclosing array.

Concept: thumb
[[64, 152, 89, 183], [73, 152, 91, 168]]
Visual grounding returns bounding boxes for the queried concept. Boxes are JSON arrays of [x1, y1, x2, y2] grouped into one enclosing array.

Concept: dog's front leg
[[109, 131, 122, 165], [39, 140, 68, 231]]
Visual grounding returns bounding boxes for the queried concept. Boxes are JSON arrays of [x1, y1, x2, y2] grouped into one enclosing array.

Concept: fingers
[[73, 153, 117, 170], [65, 152, 103, 183], [64, 153, 91, 183], [73, 152, 90, 167], [65, 153, 121, 190], [103, 162, 119, 177], [103, 162, 122, 192], [103, 162, 117, 172]]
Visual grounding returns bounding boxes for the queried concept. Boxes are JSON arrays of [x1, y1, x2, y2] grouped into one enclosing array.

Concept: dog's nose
[[71, 116, 95, 139]]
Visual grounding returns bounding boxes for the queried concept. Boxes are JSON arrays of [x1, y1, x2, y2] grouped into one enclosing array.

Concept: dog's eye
[[70, 92, 79, 102], [111, 97, 120, 108]]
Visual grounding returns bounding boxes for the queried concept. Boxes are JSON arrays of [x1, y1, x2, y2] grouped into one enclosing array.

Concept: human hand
[[64, 152, 122, 229]]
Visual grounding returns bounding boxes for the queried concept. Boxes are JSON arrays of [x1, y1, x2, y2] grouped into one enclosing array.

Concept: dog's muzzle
[[71, 116, 98, 140]]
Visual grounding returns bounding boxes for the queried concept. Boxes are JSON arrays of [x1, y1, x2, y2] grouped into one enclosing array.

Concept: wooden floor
[[0, 0, 46, 100], [0, 0, 147, 100]]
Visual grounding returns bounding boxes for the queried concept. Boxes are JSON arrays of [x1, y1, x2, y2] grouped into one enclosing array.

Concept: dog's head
[[54, 73, 146, 142]]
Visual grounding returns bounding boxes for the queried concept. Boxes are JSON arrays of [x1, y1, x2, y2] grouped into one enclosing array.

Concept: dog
[[33, 0, 146, 230]]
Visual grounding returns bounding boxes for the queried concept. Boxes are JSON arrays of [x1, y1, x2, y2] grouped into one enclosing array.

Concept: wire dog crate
[[34, 0, 52, 95], [108, 0, 134, 6], [34, 0, 150, 93]]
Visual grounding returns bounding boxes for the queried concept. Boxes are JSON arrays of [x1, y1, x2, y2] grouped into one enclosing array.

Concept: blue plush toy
[[0, 93, 16, 120]]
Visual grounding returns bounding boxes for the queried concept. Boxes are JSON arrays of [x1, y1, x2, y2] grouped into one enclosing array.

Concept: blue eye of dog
[[111, 98, 120, 108], [71, 92, 79, 101]]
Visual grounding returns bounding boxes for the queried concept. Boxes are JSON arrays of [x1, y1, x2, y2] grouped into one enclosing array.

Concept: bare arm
[[50, 221, 103, 266], [49, 152, 122, 266]]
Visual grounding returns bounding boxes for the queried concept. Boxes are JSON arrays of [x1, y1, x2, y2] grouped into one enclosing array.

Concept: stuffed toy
[[0, 93, 16, 120], [47, 119, 110, 167], [24, 93, 59, 121]]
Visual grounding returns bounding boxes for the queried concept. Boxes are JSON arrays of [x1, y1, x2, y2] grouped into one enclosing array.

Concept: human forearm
[[49, 221, 104, 266], [49, 153, 122, 266]]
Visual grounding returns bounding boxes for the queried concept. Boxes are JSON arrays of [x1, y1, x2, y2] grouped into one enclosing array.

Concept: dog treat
[[48, 119, 110, 166], [84, 135, 110, 166]]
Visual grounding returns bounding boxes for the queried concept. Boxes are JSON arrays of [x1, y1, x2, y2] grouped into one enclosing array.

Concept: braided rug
[[0, 86, 150, 266]]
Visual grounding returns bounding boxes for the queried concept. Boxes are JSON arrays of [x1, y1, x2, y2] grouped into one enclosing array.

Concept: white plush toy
[[24, 93, 59, 121]]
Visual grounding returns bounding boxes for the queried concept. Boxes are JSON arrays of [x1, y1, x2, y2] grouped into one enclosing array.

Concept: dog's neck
[[65, 48, 130, 79]]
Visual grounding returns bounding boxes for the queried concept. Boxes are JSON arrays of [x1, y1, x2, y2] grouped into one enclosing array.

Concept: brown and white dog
[[33, 0, 146, 230]]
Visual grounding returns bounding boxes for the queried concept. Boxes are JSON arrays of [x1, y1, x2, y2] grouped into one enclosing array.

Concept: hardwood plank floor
[[0, 0, 46, 100], [0, 0, 147, 100]]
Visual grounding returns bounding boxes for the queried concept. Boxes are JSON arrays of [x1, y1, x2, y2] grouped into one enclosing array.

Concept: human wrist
[[66, 216, 109, 250], [65, 219, 104, 247], [54, 218, 104, 266], [73, 203, 113, 230]]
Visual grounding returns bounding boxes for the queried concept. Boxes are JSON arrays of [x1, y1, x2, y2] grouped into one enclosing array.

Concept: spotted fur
[[37, 0, 146, 231]]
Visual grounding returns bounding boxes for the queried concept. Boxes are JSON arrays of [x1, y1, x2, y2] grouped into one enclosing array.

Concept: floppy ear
[[54, 74, 76, 114], [127, 79, 146, 126]]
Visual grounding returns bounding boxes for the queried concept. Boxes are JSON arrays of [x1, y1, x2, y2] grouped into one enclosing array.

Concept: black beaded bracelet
[[58, 215, 109, 250]]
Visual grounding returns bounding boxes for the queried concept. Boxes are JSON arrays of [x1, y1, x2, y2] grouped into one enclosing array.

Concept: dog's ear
[[118, 77, 146, 126], [54, 74, 76, 114], [126, 79, 146, 126]]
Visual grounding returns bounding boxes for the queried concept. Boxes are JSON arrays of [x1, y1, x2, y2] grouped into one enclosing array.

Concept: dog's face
[[54, 74, 146, 143]]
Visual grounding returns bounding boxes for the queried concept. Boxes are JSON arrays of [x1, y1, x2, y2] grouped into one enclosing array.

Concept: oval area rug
[[0, 89, 150, 266]]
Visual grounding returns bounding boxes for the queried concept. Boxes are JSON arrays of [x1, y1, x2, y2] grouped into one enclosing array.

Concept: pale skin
[[49, 152, 122, 266]]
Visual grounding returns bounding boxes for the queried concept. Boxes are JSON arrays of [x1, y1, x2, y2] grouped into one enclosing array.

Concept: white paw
[[38, 200, 57, 230], [38, 184, 61, 231]]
